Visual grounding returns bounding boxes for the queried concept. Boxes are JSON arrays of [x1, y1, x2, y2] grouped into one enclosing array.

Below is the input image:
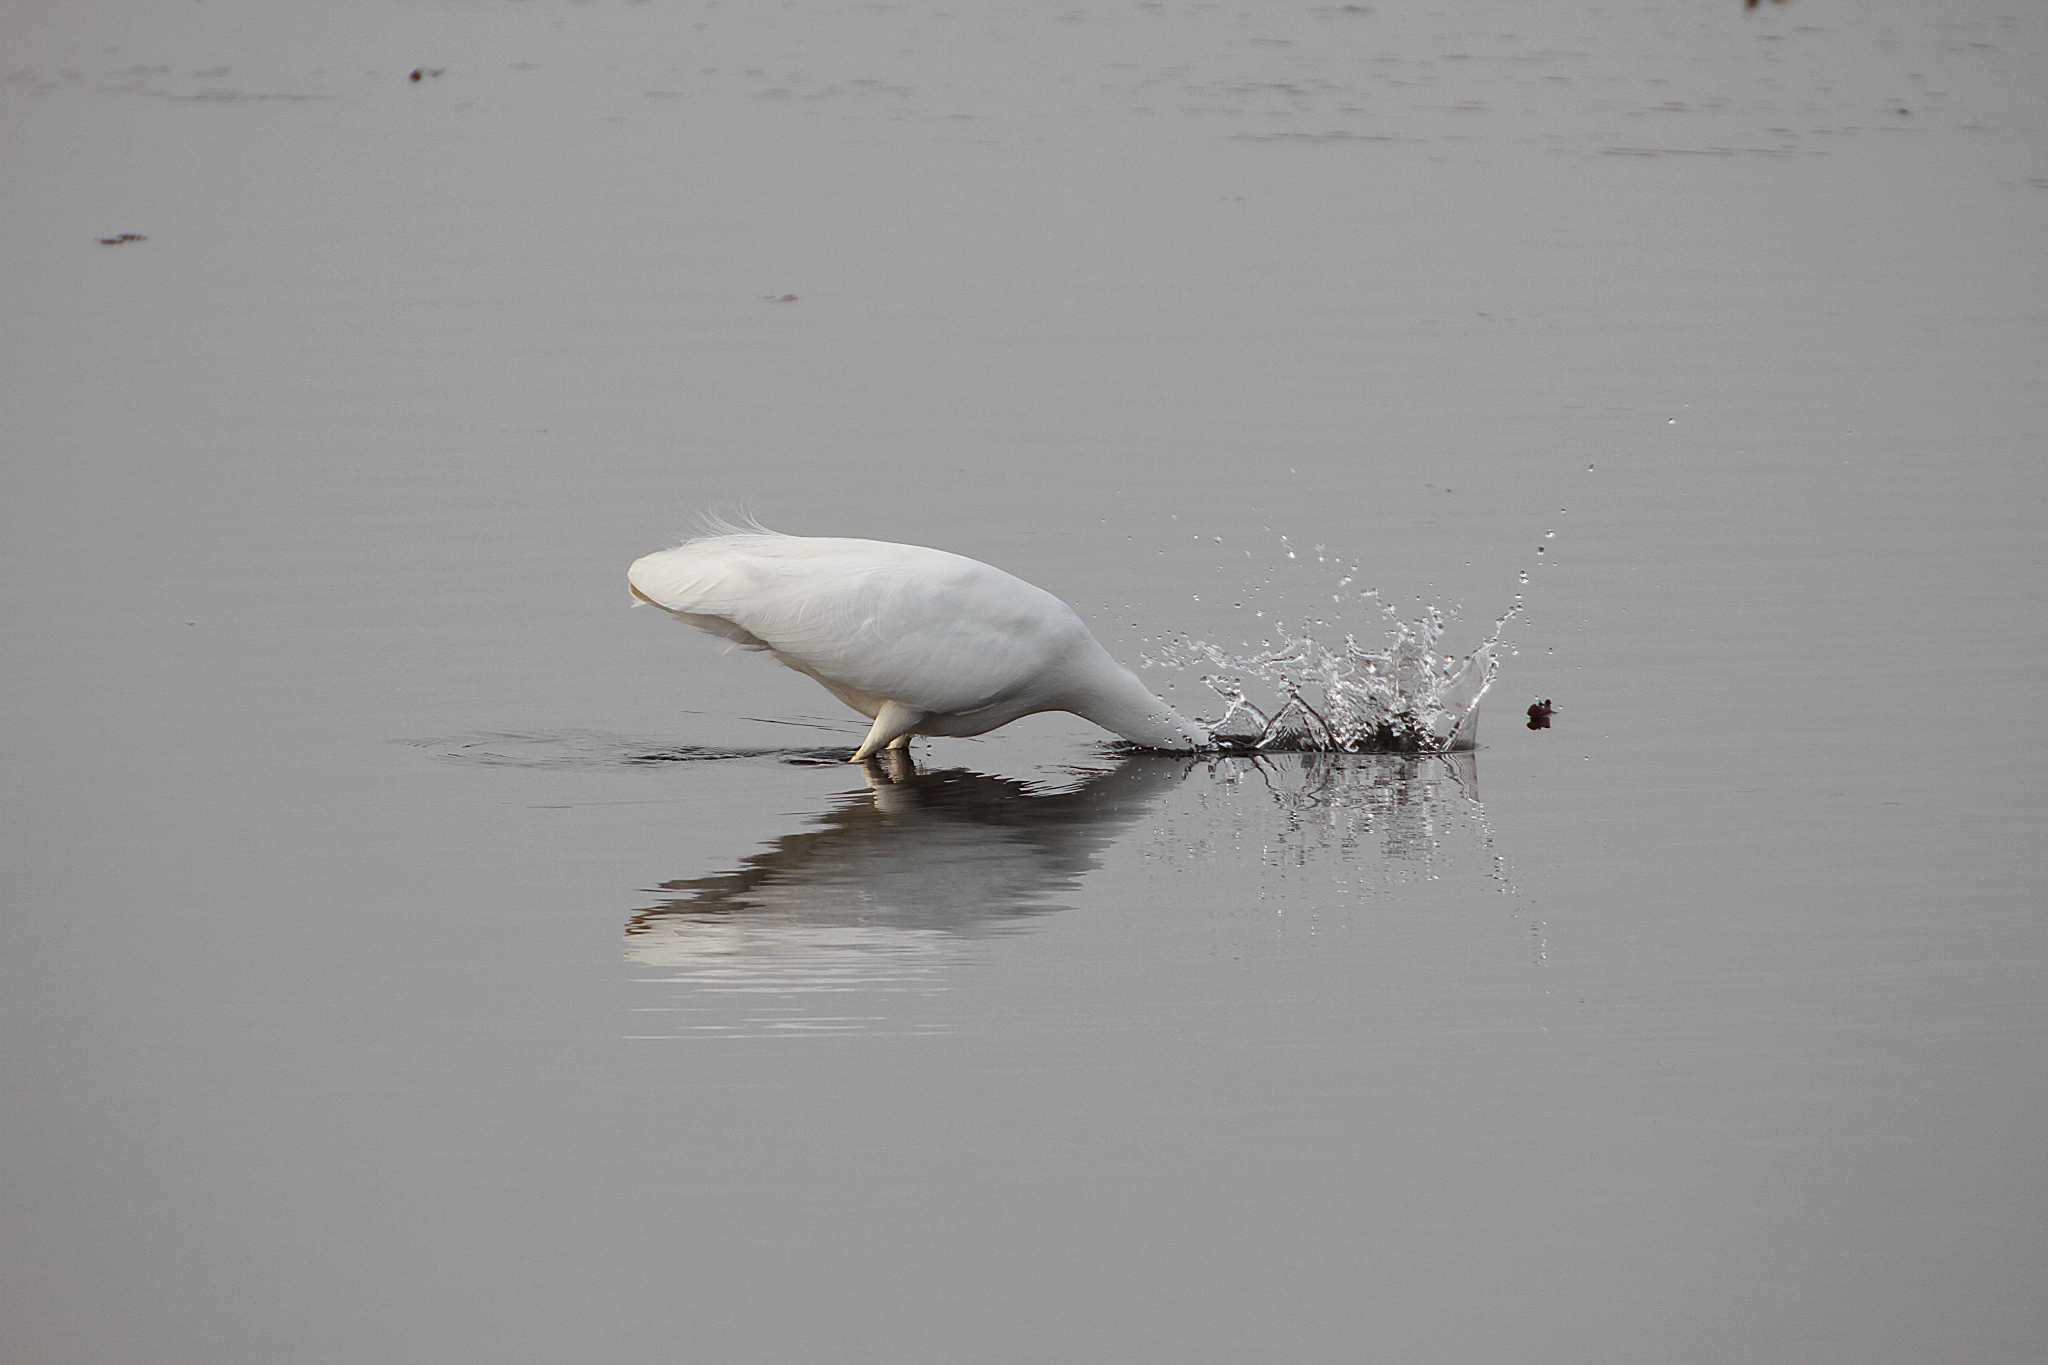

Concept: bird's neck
[[1069, 649, 1209, 750]]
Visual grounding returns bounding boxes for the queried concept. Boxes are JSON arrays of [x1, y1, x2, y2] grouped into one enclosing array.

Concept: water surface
[[4, 1, 2045, 1361]]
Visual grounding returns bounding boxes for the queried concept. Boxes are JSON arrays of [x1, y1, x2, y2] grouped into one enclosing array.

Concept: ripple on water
[[405, 726, 858, 769]]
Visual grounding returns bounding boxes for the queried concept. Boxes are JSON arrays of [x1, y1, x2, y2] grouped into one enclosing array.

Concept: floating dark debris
[[96, 233, 146, 246], [1526, 699, 1554, 731], [409, 67, 446, 83]]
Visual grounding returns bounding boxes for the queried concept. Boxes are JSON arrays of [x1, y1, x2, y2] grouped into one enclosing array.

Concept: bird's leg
[[851, 700, 927, 762], [886, 732, 915, 751]]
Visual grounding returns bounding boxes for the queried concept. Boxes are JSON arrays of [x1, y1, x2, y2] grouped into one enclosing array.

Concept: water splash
[[1143, 584, 1521, 753]]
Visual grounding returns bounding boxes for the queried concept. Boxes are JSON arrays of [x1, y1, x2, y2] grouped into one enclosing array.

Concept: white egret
[[628, 524, 1207, 759]]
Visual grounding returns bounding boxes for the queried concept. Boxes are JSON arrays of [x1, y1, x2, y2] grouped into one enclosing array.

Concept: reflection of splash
[[623, 753, 1183, 1040], [1148, 751, 1516, 901]]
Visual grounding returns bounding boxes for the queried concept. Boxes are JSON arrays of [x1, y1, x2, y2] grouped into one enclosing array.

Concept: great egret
[[628, 525, 1207, 759]]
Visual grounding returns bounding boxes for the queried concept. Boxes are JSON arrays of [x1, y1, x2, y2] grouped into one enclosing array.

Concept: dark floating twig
[[96, 232, 147, 246]]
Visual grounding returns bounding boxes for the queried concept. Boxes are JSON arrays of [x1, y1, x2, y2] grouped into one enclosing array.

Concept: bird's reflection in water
[[623, 749, 1505, 1040], [623, 752, 1183, 1039]]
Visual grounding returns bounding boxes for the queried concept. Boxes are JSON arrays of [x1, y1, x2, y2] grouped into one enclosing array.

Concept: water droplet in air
[[1535, 546, 1545, 556], [1545, 529, 1556, 538], [1666, 417, 1676, 425], [1586, 463, 1595, 472], [1518, 570, 1529, 584]]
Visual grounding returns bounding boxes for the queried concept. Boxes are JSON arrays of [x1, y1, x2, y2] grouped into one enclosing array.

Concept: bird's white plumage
[[632, 534, 1085, 714], [628, 527, 1205, 756]]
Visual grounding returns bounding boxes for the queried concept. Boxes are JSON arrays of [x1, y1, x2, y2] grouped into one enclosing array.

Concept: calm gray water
[[5, 1, 2045, 1360]]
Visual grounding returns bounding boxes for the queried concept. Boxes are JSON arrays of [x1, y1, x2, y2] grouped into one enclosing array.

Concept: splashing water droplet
[[1148, 559, 1521, 754], [1518, 569, 1530, 584]]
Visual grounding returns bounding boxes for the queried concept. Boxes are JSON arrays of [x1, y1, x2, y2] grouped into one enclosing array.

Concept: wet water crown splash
[[1139, 547, 1522, 753]]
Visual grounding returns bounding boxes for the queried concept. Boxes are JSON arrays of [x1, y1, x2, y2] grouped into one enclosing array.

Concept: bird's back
[[628, 531, 1094, 715]]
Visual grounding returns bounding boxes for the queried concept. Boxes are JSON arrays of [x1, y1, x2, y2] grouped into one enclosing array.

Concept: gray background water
[[5, 1, 2045, 1360]]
